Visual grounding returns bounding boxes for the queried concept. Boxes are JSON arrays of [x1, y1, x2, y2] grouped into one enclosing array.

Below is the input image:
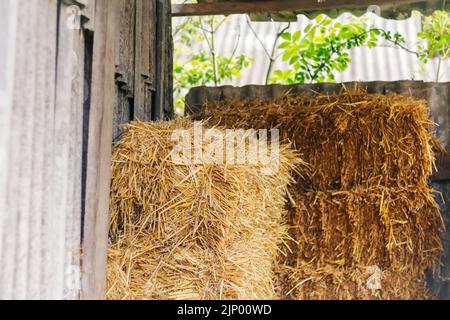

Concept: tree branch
[[265, 22, 290, 84], [246, 16, 272, 58], [210, 18, 218, 86]]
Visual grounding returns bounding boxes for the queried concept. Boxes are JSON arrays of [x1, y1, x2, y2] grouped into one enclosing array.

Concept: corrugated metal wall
[[173, 13, 450, 86]]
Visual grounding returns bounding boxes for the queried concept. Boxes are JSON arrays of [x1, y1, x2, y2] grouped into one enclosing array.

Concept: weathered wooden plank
[[13, 0, 42, 299], [39, 1, 63, 299], [134, 0, 156, 122], [78, 0, 96, 31], [0, 0, 36, 299], [29, 1, 58, 300], [0, 0, 69, 299], [134, 0, 145, 120], [67, 25, 85, 301], [0, 0, 15, 297], [54, 2, 73, 300], [154, 0, 173, 120], [55, 2, 86, 300], [113, 0, 136, 140], [112, 0, 173, 128], [172, 0, 426, 17], [81, 0, 118, 300]]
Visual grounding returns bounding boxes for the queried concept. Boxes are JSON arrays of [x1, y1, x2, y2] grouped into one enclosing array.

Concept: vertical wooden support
[[0, 0, 86, 299], [55, 2, 87, 300], [154, 0, 173, 120], [0, 0, 60, 300], [134, 0, 157, 122], [81, 0, 118, 300], [113, 0, 136, 140], [0, 0, 16, 296]]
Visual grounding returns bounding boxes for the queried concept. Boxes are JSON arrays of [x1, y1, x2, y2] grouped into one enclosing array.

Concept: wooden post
[[81, 0, 118, 300], [134, 0, 157, 122], [154, 0, 173, 120]]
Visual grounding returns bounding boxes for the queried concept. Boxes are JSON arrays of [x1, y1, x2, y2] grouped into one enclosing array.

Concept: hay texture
[[107, 119, 301, 300], [195, 88, 444, 300], [196, 89, 437, 190], [277, 264, 432, 300], [288, 189, 443, 276]]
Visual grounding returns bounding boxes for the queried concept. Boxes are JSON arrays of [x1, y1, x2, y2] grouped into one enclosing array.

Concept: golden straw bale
[[107, 118, 302, 300], [195, 89, 437, 190]]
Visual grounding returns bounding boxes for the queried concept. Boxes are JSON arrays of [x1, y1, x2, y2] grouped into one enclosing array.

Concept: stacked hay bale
[[107, 118, 301, 300], [195, 88, 444, 299]]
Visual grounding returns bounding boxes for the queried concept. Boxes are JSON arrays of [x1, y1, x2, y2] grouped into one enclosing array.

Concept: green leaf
[[281, 32, 291, 41], [293, 31, 302, 42], [289, 55, 299, 65], [278, 41, 290, 49], [308, 26, 317, 38], [298, 41, 309, 49], [282, 50, 292, 62], [304, 24, 312, 34], [322, 19, 332, 27], [367, 41, 377, 48], [273, 70, 283, 76]]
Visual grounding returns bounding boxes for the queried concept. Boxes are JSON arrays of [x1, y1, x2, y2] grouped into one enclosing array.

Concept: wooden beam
[[172, 0, 426, 17]]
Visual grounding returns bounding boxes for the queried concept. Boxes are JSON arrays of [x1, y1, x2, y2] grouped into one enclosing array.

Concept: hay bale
[[287, 188, 443, 276], [195, 89, 437, 190], [195, 88, 444, 300], [107, 118, 301, 300], [274, 186, 444, 300], [277, 264, 433, 300]]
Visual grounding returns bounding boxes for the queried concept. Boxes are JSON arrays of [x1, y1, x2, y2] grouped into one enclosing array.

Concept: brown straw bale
[[195, 88, 437, 190], [277, 263, 433, 300], [107, 118, 302, 300], [286, 187, 444, 276], [194, 88, 444, 299]]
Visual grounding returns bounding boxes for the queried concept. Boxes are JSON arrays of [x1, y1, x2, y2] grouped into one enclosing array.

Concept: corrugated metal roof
[[173, 12, 450, 87]]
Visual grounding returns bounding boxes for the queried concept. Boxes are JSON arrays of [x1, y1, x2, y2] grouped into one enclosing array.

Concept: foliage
[[174, 52, 251, 88], [418, 10, 450, 60], [173, 11, 447, 110], [270, 15, 417, 84], [173, 15, 253, 112], [173, 51, 252, 109], [418, 10, 450, 81]]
